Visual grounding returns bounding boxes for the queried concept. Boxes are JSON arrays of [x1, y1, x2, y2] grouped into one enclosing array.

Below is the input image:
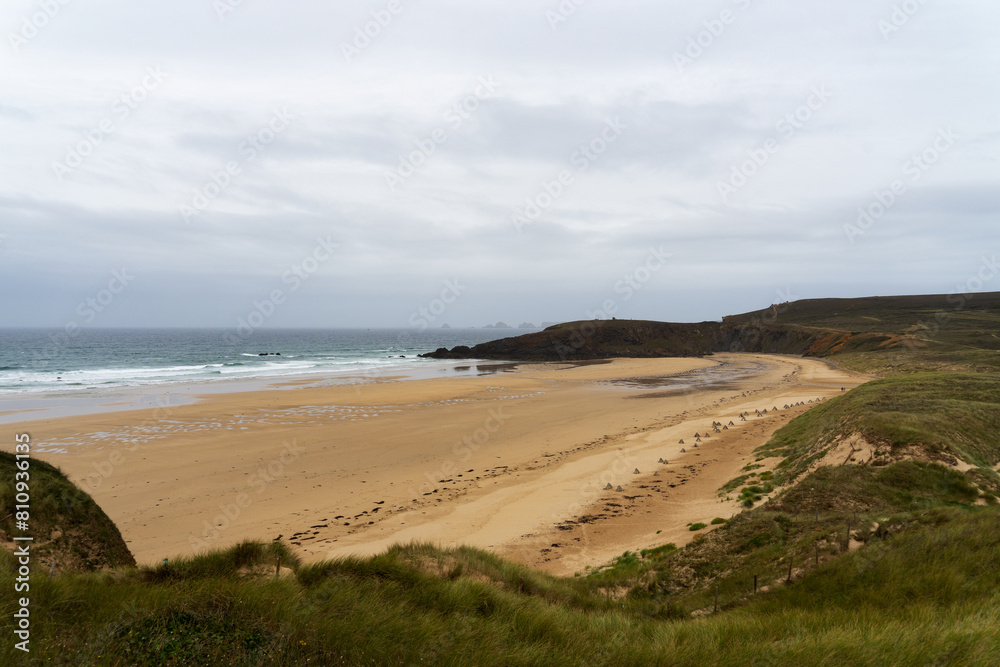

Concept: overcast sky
[[1, 0, 997, 329]]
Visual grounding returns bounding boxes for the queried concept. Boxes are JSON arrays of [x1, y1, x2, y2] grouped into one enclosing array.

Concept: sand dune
[[1, 354, 869, 573]]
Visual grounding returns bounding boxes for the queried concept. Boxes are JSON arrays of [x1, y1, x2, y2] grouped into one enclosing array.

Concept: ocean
[[0, 328, 530, 396]]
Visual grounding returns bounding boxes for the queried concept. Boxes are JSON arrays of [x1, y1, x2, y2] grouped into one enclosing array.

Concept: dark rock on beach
[[425, 345, 474, 359]]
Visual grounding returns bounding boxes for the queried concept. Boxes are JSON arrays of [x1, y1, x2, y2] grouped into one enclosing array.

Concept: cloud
[[0, 0, 997, 327]]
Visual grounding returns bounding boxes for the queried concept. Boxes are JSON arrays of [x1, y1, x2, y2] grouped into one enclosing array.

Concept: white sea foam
[[0, 327, 515, 396]]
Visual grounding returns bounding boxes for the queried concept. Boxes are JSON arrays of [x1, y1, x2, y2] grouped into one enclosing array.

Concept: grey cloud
[[0, 0, 997, 327]]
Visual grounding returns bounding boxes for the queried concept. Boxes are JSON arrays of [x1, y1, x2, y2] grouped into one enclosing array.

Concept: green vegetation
[[427, 291, 1000, 369], [737, 482, 774, 507], [0, 451, 134, 572], [137, 540, 299, 584], [726, 291, 1000, 375], [720, 472, 755, 494], [549, 366, 1000, 643], [755, 372, 1000, 489], [7, 509, 1000, 665], [726, 292, 1000, 344], [3, 293, 1000, 663]]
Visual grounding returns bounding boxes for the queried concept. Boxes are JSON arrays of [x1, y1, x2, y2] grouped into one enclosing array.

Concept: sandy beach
[[1, 353, 869, 575]]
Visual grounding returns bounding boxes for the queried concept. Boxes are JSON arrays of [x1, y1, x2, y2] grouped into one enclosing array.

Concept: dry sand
[[1, 353, 869, 575]]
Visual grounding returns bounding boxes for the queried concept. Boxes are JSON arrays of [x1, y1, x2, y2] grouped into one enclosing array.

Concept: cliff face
[[421, 319, 910, 362]]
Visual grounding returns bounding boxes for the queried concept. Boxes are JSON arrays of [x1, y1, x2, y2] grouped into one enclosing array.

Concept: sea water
[[0, 328, 531, 395]]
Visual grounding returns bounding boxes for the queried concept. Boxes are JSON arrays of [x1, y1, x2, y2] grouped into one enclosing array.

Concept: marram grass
[[5, 517, 1000, 666], [3, 368, 999, 664]]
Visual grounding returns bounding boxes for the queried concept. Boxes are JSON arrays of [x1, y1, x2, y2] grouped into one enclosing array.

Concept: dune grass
[[755, 372, 1000, 485], [0, 452, 134, 571], [138, 539, 300, 583], [6, 513, 1000, 665], [3, 347, 999, 663]]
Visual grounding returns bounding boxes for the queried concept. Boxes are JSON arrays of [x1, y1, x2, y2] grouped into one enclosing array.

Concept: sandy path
[[0, 354, 868, 573]]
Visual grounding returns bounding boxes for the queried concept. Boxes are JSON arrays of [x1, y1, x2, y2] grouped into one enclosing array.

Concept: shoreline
[[0, 357, 526, 425], [0, 326, 541, 412], [0, 353, 871, 574]]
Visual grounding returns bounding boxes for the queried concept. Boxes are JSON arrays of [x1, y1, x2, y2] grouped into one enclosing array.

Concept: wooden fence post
[[753, 574, 758, 596], [714, 584, 719, 613], [787, 556, 793, 583]]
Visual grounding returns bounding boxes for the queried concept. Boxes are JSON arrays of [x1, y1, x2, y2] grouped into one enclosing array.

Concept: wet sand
[[0, 354, 869, 574]]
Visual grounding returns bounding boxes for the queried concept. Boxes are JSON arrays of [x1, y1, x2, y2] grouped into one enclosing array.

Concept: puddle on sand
[[609, 361, 770, 396]]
